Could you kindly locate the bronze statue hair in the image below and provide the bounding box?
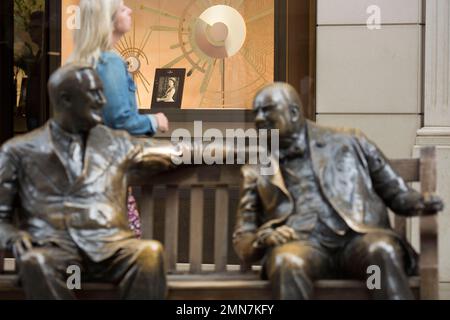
[47,63,93,111]
[254,82,303,113]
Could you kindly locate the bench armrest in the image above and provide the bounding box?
[419,215,438,299]
[419,146,439,300]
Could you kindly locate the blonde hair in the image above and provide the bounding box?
[68,0,122,66]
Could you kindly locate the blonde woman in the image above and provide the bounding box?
[69,0,169,237]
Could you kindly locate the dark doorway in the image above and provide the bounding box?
[0,0,14,144]
[0,0,61,144]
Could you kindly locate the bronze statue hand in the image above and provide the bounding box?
[258,225,299,247]
[10,231,33,258]
[417,193,444,215]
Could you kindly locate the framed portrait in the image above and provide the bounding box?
[151,68,186,109]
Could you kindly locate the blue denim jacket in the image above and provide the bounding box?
[96,51,157,136]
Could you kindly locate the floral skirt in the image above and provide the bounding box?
[127,188,142,238]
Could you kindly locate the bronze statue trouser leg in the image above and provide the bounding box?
[264,241,331,300]
[18,245,82,300]
[87,239,167,300]
[18,239,167,299]
[340,232,414,300]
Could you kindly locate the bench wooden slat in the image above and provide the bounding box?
[165,186,179,272]
[130,166,242,187]
[0,273,422,300]
[394,216,407,239]
[189,187,204,273]
[139,186,154,239]
[214,187,229,272]
[391,159,420,241]
[131,161,418,186]
[390,159,420,182]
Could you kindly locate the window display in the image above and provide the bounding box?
[101,0,274,109]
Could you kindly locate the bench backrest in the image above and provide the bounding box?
[129,146,436,274]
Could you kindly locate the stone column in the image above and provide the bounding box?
[414,0,450,282]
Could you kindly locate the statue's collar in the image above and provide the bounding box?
[49,120,85,147]
[278,127,308,161]
[305,121,327,149]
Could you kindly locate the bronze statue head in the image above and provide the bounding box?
[253,82,305,144]
[48,64,106,134]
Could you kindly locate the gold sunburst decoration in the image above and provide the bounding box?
[115,23,152,106]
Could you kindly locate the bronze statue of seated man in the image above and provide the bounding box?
[233,82,443,300]
[0,64,185,299]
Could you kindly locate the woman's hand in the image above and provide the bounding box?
[154,113,169,133]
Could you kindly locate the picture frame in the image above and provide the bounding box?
[150,68,186,109]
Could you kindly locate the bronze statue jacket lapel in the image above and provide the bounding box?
[257,155,294,229]
[71,125,115,192]
[43,122,73,189]
[47,124,114,193]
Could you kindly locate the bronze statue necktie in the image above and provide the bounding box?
[68,137,83,179]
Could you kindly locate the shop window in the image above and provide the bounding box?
[57,0,317,120]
